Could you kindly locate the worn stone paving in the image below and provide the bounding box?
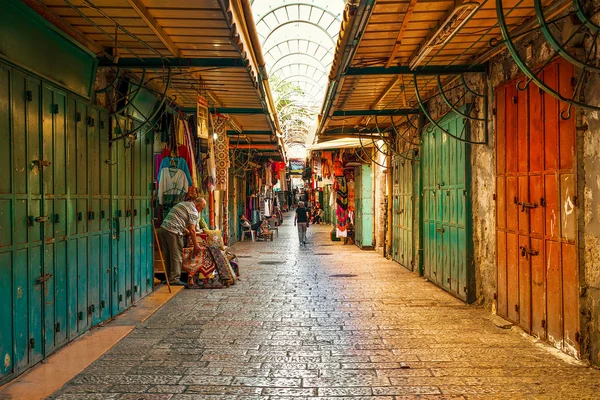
[51,215,600,399]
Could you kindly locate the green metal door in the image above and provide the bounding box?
[421,112,473,302]
[392,156,416,270]
[355,164,373,249]
[110,117,131,315]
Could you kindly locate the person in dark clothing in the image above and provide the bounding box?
[294,201,309,246]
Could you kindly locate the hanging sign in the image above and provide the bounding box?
[197,95,209,139]
[289,159,305,175]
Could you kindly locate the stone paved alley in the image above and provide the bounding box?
[50,217,600,400]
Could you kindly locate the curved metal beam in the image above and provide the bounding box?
[273,75,326,97]
[263,20,337,48]
[271,65,328,86]
[269,53,331,76]
[256,2,341,26]
[264,39,334,62]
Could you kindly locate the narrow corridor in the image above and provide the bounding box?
[51,216,600,400]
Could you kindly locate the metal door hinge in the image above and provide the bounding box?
[134,285,138,292]
[100,210,106,219]
[26,90,33,101]
[492,193,496,200]
[36,273,53,284]
[87,116,95,127]
[28,216,34,227]
[35,216,49,223]
[32,159,52,167]
[146,208,150,215]
[126,210,132,217]
[493,293,497,300]
[515,304,520,312]
[118,294,123,302]
[53,213,60,223]
[88,304,95,314]
[436,227,445,233]
[52,104,59,114]
[540,197,545,207]
[88,211,95,220]
[572,196,578,207]
[100,120,105,129]
[133,209,138,217]
[447,277,451,284]
[512,96,517,104]
[147,278,151,285]
[55,322,61,333]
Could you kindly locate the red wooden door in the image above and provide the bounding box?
[495,58,579,356]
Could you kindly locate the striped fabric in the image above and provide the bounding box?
[161,201,199,235]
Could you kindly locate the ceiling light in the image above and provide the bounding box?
[409,2,480,70]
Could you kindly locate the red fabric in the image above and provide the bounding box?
[178,145,193,173]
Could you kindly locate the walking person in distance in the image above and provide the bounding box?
[294,201,309,246]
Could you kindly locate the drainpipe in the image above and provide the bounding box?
[317,0,375,137]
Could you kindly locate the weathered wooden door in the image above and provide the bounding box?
[392,156,416,270]
[495,58,579,355]
[422,112,473,302]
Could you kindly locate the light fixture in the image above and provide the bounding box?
[409,2,480,70]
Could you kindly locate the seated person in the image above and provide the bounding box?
[240,214,262,234]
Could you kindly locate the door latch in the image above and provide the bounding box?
[518,201,538,212]
[32,159,52,167]
[88,211,95,220]
[53,213,60,223]
[36,273,53,284]
[35,216,49,223]
[436,227,445,233]
[520,246,540,257]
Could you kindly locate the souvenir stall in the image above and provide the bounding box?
[153,100,239,289]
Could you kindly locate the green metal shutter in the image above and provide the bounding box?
[421,112,473,302]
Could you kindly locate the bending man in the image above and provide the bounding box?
[157,197,206,285]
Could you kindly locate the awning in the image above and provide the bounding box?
[307,138,374,151]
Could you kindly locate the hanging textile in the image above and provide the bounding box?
[197,95,210,139]
[335,176,348,238]
[213,116,229,191]
[183,119,198,187]
[158,156,192,186]
[158,167,189,205]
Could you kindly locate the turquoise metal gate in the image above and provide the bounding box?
[421,112,474,302]
[392,156,417,270]
[0,61,154,384]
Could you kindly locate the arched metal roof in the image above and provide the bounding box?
[251,0,344,149]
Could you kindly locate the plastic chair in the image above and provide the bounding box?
[241,229,256,242]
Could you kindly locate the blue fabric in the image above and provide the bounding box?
[158,157,192,186]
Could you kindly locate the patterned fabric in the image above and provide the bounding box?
[203,229,225,250]
[182,247,216,278]
[213,117,229,191]
[161,201,199,235]
[207,245,235,286]
[336,176,348,238]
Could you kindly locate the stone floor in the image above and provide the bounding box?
[50,215,600,399]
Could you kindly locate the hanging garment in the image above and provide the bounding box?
[206,137,217,191]
[213,119,229,191]
[158,156,193,186]
[158,168,189,205]
[335,176,348,238]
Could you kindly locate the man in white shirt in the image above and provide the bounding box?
[157,198,205,285]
